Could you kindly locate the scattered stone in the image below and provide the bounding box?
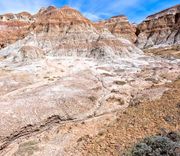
[167,132,180,142]
[113,81,126,85]
[163,115,174,123]
[129,98,141,107]
[145,78,159,84]
[176,102,180,109]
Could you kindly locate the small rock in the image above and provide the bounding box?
[163,115,174,123]
[145,78,159,84]
[176,102,180,109]
[129,98,141,107]
[77,137,83,142]
[113,81,126,85]
[167,132,180,142]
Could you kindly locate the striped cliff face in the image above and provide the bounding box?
[0,12,33,49]
[0,6,142,60]
[96,15,137,43]
[136,5,180,49]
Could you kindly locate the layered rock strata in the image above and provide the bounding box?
[136,5,180,49]
[0,12,33,49]
[29,6,141,59]
[97,15,137,43]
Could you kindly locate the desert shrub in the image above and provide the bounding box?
[130,132,180,156]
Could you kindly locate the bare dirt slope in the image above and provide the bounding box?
[77,75,180,156]
[0,52,179,155]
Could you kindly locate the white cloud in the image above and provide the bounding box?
[0,0,52,14]
[83,12,101,21]
[67,0,83,11]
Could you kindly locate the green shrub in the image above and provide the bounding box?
[130,132,180,156]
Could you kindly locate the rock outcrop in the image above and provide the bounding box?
[0,12,33,49]
[30,6,140,58]
[0,6,142,60]
[97,15,137,43]
[136,5,180,49]
[14,46,45,62]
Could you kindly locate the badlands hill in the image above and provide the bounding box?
[97,15,137,43]
[0,5,179,156]
[0,4,179,53]
[0,12,33,49]
[0,6,141,60]
[136,4,180,49]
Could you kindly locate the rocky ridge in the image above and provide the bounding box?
[25,6,141,59]
[0,12,33,49]
[97,15,137,43]
[0,5,179,52]
[0,6,142,61]
[136,4,180,49]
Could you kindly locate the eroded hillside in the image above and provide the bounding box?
[0,5,179,156]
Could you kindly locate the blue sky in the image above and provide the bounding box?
[0,0,179,23]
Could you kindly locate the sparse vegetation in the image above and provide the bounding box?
[15,141,39,156]
[130,132,180,156]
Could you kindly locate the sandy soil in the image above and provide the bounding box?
[77,77,180,155]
